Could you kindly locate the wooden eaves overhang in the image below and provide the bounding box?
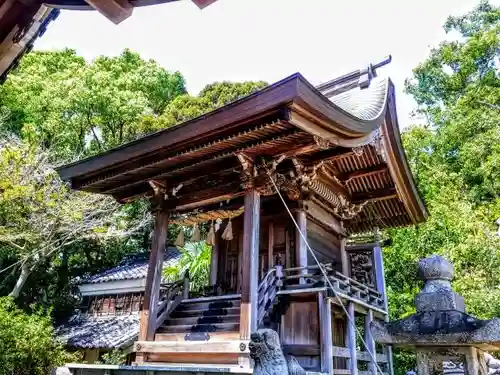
[57,72,427,234]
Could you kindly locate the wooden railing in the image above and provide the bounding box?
[332,345,389,375]
[281,264,386,311]
[155,278,185,330]
[257,268,278,324]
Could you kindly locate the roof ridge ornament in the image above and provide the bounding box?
[317,55,392,98]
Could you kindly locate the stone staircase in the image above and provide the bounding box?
[155,295,241,341]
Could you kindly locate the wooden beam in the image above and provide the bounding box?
[134,340,248,353]
[277,142,317,158]
[346,302,358,375]
[84,0,132,24]
[306,198,345,236]
[239,189,260,367]
[137,208,169,361]
[319,292,334,375]
[352,187,397,204]
[304,147,353,165]
[342,164,387,183]
[295,209,307,283]
[364,309,376,375]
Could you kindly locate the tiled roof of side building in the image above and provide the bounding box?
[56,313,140,349]
[81,246,180,284]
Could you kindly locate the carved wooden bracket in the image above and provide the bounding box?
[235,154,301,200]
[313,135,333,150]
[369,129,387,163]
[148,180,170,212]
[290,159,367,219]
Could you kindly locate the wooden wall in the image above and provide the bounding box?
[280,297,320,371]
[80,292,144,316]
[215,200,345,293]
[217,214,294,292]
[306,220,342,270]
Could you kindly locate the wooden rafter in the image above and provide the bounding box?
[84,0,132,24]
[351,187,397,204]
[342,164,387,183]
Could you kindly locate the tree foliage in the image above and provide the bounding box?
[163,242,211,292]
[0,49,186,159]
[0,139,151,313]
[0,297,76,375]
[387,2,500,373]
[156,80,267,127]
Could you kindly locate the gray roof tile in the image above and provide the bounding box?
[56,313,139,349]
[82,247,180,284]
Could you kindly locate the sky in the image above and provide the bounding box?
[34,0,497,129]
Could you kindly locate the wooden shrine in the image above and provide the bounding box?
[57,61,427,374]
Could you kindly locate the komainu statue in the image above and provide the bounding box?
[249,329,306,375]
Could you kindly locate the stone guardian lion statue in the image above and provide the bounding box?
[249,329,306,375]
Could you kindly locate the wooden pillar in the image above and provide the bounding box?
[373,245,387,308]
[285,229,291,269]
[209,232,219,286]
[346,302,358,375]
[364,309,376,375]
[239,189,260,366]
[373,244,394,375]
[268,222,274,271]
[319,292,333,375]
[138,209,169,349]
[340,237,350,276]
[295,209,307,282]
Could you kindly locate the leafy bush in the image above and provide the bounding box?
[163,242,211,291]
[0,297,75,375]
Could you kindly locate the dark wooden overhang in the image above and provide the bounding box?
[57,72,427,234]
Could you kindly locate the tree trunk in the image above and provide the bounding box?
[9,262,31,299]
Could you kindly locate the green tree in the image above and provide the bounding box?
[387,2,500,374]
[157,80,268,127]
[0,49,186,159]
[0,297,76,375]
[0,139,150,305]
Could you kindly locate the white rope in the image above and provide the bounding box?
[265,168,386,375]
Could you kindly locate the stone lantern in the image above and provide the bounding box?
[371,254,500,375]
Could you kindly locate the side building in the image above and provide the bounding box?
[57,248,180,364]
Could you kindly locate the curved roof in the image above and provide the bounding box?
[330,77,389,123]
[57,70,427,233]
